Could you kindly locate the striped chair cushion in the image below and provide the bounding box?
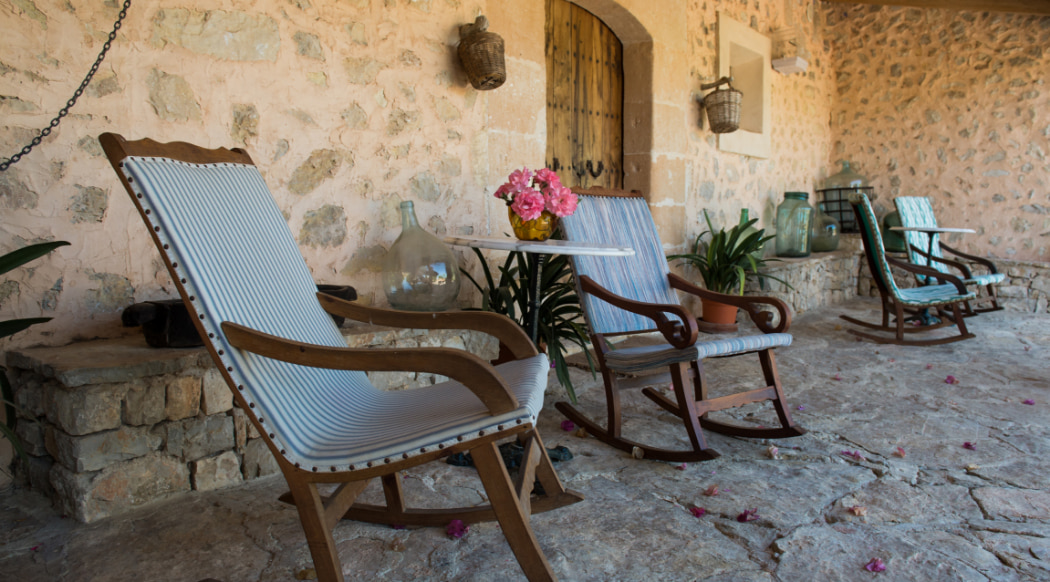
[967,272,1005,286]
[121,156,547,472]
[560,194,681,335]
[894,196,1004,288]
[897,284,975,307]
[603,333,793,374]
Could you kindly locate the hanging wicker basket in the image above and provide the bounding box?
[703,84,742,134]
[457,16,506,91]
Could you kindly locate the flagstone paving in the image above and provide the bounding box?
[1,297,1047,581]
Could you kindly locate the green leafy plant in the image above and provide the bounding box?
[461,248,594,403]
[668,210,789,295]
[1,241,69,476]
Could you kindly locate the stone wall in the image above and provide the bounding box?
[7,325,496,522]
[823,5,1050,263]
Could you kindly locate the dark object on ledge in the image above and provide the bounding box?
[123,284,358,348]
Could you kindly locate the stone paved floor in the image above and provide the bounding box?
[2,298,1048,581]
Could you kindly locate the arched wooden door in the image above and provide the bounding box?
[545,0,624,189]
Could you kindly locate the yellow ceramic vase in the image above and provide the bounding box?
[509,208,556,241]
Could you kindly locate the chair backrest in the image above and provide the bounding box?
[894,196,944,283]
[560,188,680,336]
[101,134,378,471]
[850,193,905,299]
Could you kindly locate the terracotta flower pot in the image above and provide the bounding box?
[701,298,738,325]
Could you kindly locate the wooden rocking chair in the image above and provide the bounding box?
[842,193,977,346]
[893,195,1004,314]
[100,133,582,582]
[556,188,804,462]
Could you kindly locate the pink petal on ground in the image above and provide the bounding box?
[848,505,868,516]
[1023,399,1036,405]
[704,485,719,496]
[833,373,842,381]
[925,363,934,369]
[894,446,906,458]
[797,404,806,411]
[945,375,959,384]
[676,463,687,471]
[689,506,706,518]
[446,519,469,539]
[865,557,886,572]
[736,508,759,522]
[841,450,866,461]
[963,441,977,450]
[560,420,575,431]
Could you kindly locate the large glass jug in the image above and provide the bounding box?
[775,192,813,258]
[382,201,461,311]
[810,202,840,252]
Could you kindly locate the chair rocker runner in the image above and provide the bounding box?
[842,193,976,346]
[556,188,804,462]
[893,195,1004,314]
[100,133,581,582]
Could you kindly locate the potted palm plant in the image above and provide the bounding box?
[668,210,787,325]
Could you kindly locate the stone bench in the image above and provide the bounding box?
[7,324,496,523]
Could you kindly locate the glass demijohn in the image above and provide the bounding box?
[382,201,461,311]
[775,192,813,258]
[810,202,840,252]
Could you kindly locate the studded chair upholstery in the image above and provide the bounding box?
[555,187,804,462]
[842,193,976,346]
[100,133,581,582]
[894,195,1003,313]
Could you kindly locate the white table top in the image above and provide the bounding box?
[889,226,976,234]
[445,235,634,257]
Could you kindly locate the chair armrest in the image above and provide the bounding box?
[885,256,968,294]
[577,275,698,349]
[668,273,792,334]
[317,293,538,361]
[907,244,973,278]
[939,242,999,275]
[221,321,520,416]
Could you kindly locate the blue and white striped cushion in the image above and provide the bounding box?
[894,196,941,284]
[897,283,975,307]
[121,156,546,472]
[561,195,681,335]
[967,272,1005,286]
[852,193,906,298]
[604,333,792,374]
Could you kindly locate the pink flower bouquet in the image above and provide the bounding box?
[494,167,578,221]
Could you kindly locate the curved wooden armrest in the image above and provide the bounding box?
[577,275,698,349]
[668,273,792,334]
[220,321,519,416]
[908,244,973,278]
[317,293,537,361]
[886,256,968,294]
[939,242,999,274]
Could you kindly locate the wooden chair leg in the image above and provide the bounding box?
[472,440,556,582]
[286,477,348,582]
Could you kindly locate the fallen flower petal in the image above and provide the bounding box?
[797,404,806,411]
[704,485,719,496]
[833,373,842,381]
[865,557,887,572]
[894,446,906,458]
[575,427,588,438]
[30,545,41,552]
[965,463,980,471]
[676,462,687,471]
[888,358,895,363]
[848,505,868,516]
[945,375,959,384]
[736,508,759,522]
[689,506,706,518]
[841,450,866,461]
[1023,399,1036,405]
[963,441,977,450]
[767,445,780,459]
[925,363,934,370]
[560,420,575,432]
[446,519,469,539]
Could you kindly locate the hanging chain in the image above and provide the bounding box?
[0,0,132,172]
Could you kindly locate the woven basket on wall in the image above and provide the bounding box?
[458,16,506,91]
[704,85,742,134]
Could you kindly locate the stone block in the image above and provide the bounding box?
[200,369,233,416]
[179,414,234,462]
[50,454,190,523]
[232,407,248,449]
[973,487,1050,521]
[242,438,280,480]
[46,383,125,436]
[46,425,161,473]
[14,418,47,456]
[165,375,201,421]
[123,377,166,426]
[191,450,243,491]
